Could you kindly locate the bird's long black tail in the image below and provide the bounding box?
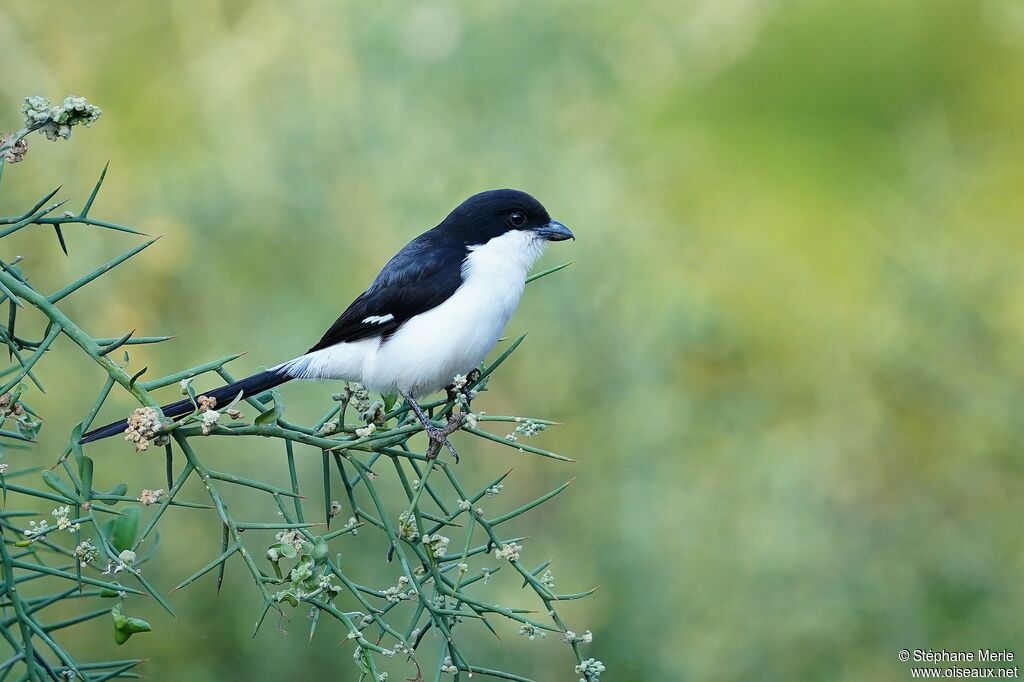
[79,368,293,444]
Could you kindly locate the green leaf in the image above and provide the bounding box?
[266,542,295,580]
[8,383,27,405]
[183,377,198,407]
[16,415,41,440]
[255,390,284,425]
[112,603,151,645]
[526,260,575,284]
[312,537,329,565]
[69,422,85,459]
[108,505,141,552]
[79,455,94,502]
[104,482,129,498]
[382,392,398,412]
[354,645,372,674]
[275,590,298,607]
[41,470,78,501]
[96,329,135,357]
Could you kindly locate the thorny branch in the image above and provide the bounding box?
[0,96,602,682]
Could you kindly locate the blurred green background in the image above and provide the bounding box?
[2,0,1024,679]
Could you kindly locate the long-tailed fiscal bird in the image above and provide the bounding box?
[80,189,574,455]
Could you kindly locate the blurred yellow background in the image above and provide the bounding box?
[2,0,1023,679]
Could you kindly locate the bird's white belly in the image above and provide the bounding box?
[363,279,522,395]
[285,230,545,397]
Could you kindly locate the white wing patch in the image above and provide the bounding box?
[362,314,395,325]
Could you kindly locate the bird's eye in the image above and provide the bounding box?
[508,211,526,227]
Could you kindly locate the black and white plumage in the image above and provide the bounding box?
[80,189,573,444]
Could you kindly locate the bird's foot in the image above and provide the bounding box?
[425,410,465,463]
[403,392,465,463]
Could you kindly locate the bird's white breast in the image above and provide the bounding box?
[286,230,547,397]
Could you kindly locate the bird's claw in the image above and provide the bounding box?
[403,391,465,463]
[426,431,459,463]
[425,412,465,463]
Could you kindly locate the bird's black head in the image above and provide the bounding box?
[439,189,574,246]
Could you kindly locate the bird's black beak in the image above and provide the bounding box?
[536,220,574,242]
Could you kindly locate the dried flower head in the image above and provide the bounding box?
[138,488,165,506]
[422,533,450,559]
[275,529,305,550]
[74,540,98,567]
[383,575,413,603]
[518,624,545,641]
[124,406,163,451]
[0,392,24,419]
[495,542,522,562]
[0,133,28,164]
[397,511,419,541]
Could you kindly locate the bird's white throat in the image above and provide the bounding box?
[464,229,548,279]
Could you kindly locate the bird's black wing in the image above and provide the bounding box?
[306,232,465,352]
